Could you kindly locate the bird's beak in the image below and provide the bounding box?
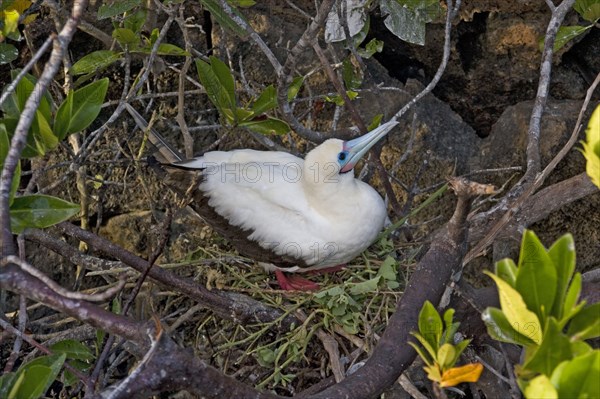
[340,120,399,173]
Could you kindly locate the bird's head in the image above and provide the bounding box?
[303,120,399,186]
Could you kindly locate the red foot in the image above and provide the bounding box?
[307,264,346,276]
[275,270,320,291]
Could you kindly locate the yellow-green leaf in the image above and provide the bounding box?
[523,374,558,399]
[485,271,542,344]
[581,104,600,188]
[437,343,456,369]
[439,363,483,387]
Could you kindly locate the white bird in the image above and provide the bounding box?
[126,104,398,290]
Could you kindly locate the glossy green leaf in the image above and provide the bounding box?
[495,258,518,288]
[0,42,19,64]
[567,303,600,340]
[481,307,537,347]
[551,350,600,398]
[523,374,558,399]
[200,0,249,38]
[71,50,122,76]
[12,353,66,399]
[2,70,52,122]
[552,25,593,52]
[451,339,470,365]
[210,56,235,107]
[50,339,94,361]
[240,117,290,135]
[33,110,57,150]
[486,271,542,344]
[10,194,80,233]
[196,58,232,117]
[516,230,557,324]
[97,0,141,19]
[524,318,572,376]
[570,340,593,356]
[61,359,92,387]
[287,76,304,102]
[548,233,576,318]
[54,78,109,140]
[251,85,277,115]
[563,272,582,321]
[418,300,443,351]
[574,0,600,21]
[380,0,442,46]
[112,27,140,47]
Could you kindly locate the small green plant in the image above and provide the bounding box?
[1,72,109,232]
[195,56,290,135]
[314,256,399,334]
[409,301,483,394]
[0,0,38,64]
[483,230,600,399]
[0,339,94,398]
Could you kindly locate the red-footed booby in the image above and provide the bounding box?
[126,104,397,290]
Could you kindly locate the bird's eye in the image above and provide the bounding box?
[337,151,347,161]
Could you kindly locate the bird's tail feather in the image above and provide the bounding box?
[125,103,184,164]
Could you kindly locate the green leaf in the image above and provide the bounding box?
[574,0,600,21]
[12,353,66,399]
[231,0,255,6]
[97,0,141,19]
[2,70,52,122]
[342,58,362,91]
[545,25,593,52]
[71,50,123,76]
[485,271,543,344]
[0,42,19,64]
[196,58,235,117]
[437,343,456,369]
[551,350,600,399]
[581,104,600,189]
[156,43,190,56]
[451,339,470,365]
[1,117,41,158]
[112,27,140,47]
[10,194,80,233]
[376,256,398,282]
[563,272,583,321]
[287,76,304,102]
[567,303,600,340]
[251,85,277,115]
[408,341,434,367]
[418,301,443,351]
[0,372,18,399]
[50,340,94,361]
[548,233,576,319]
[240,117,289,135]
[33,110,57,151]
[199,0,249,38]
[54,78,109,140]
[481,307,537,346]
[523,374,558,399]
[516,230,557,325]
[124,8,147,33]
[349,276,380,295]
[357,38,384,59]
[61,359,92,387]
[495,258,518,288]
[210,56,235,107]
[523,318,572,376]
[410,331,438,364]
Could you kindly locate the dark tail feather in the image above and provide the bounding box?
[125,103,184,164]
